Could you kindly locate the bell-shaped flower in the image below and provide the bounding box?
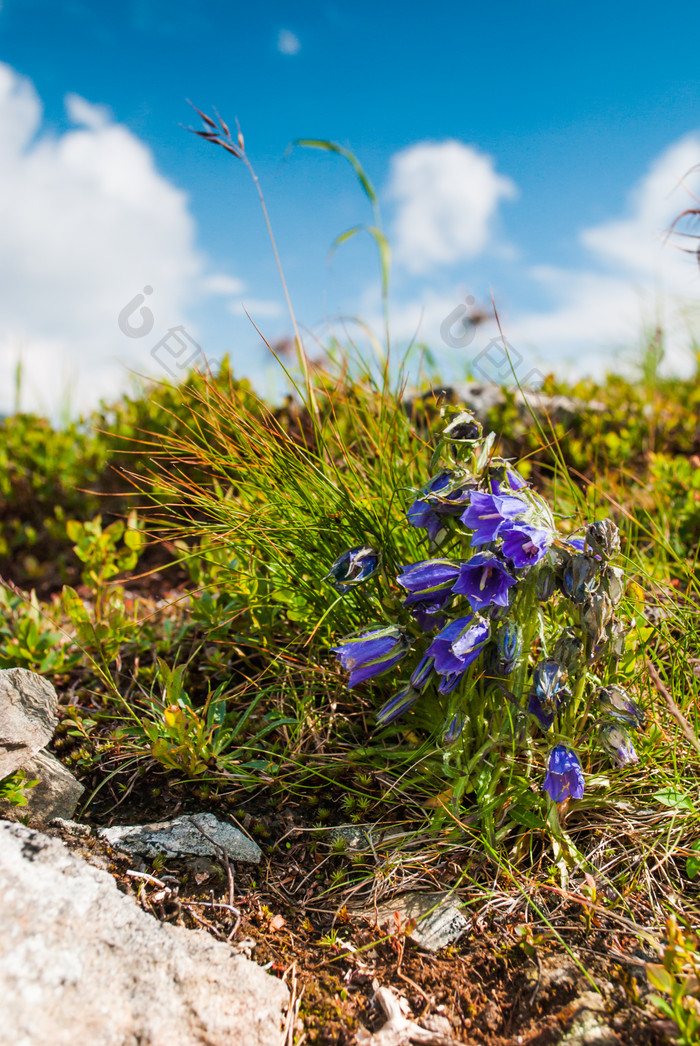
[397,559,461,631]
[325,546,379,593]
[397,559,461,599]
[598,722,638,766]
[332,625,410,689]
[453,554,518,612]
[597,685,646,729]
[426,615,490,694]
[407,471,473,542]
[460,491,528,546]
[501,522,551,569]
[542,746,585,802]
[376,687,419,726]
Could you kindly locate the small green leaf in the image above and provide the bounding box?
[687,840,700,880]
[654,788,695,813]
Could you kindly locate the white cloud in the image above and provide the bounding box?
[382,134,700,379]
[200,273,245,296]
[387,140,517,274]
[0,63,242,415]
[65,92,111,131]
[504,135,700,374]
[227,298,283,319]
[277,29,301,56]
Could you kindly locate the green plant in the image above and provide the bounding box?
[0,768,39,807]
[67,511,145,614]
[118,658,297,782]
[648,914,700,1045]
[0,585,80,674]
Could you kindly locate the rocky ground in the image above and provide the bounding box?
[0,667,679,1046]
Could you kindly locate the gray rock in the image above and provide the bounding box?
[328,825,375,852]
[557,992,617,1045]
[99,811,262,863]
[0,668,59,778]
[363,891,468,952]
[0,820,288,1046]
[405,382,604,423]
[0,750,84,822]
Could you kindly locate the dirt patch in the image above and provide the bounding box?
[42,813,669,1046]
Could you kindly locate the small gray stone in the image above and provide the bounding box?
[0,750,84,823]
[362,891,469,952]
[0,820,287,1046]
[49,817,93,837]
[557,992,617,1046]
[328,825,374,851]
[99,811,262,863]
[0,668,59,778]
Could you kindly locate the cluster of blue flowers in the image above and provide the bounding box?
[327,407,644,810]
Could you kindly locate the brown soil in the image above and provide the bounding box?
[45,804,673,1046]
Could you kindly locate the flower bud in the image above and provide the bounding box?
[563,554,601,604]
[533,658,565,706]
[409,654,434,693]
[580,591,613,644]
[601,564,625,605]
[376,688,419,726]
[597,685,646,729]
[598,722,638,766]
[497,621,523,673]
[325,546,379,593]
[585,519,620,560]
[443,711,465,745]
[536,564,556,602]
[441,408,483,443]
[552,629,584,673]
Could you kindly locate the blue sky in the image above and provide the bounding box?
[1,0,700,413]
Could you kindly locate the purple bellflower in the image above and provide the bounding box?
[397,559,460,630]
[397,560,460,600]
[332,626,410,688]
[426,615,490,694]
[453,554,518,613]
[407,472,473,542]
[460,491,528,547]
[501,523,551,569]
[542,746,585,802]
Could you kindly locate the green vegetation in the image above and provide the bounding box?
[2,122,700,1037]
